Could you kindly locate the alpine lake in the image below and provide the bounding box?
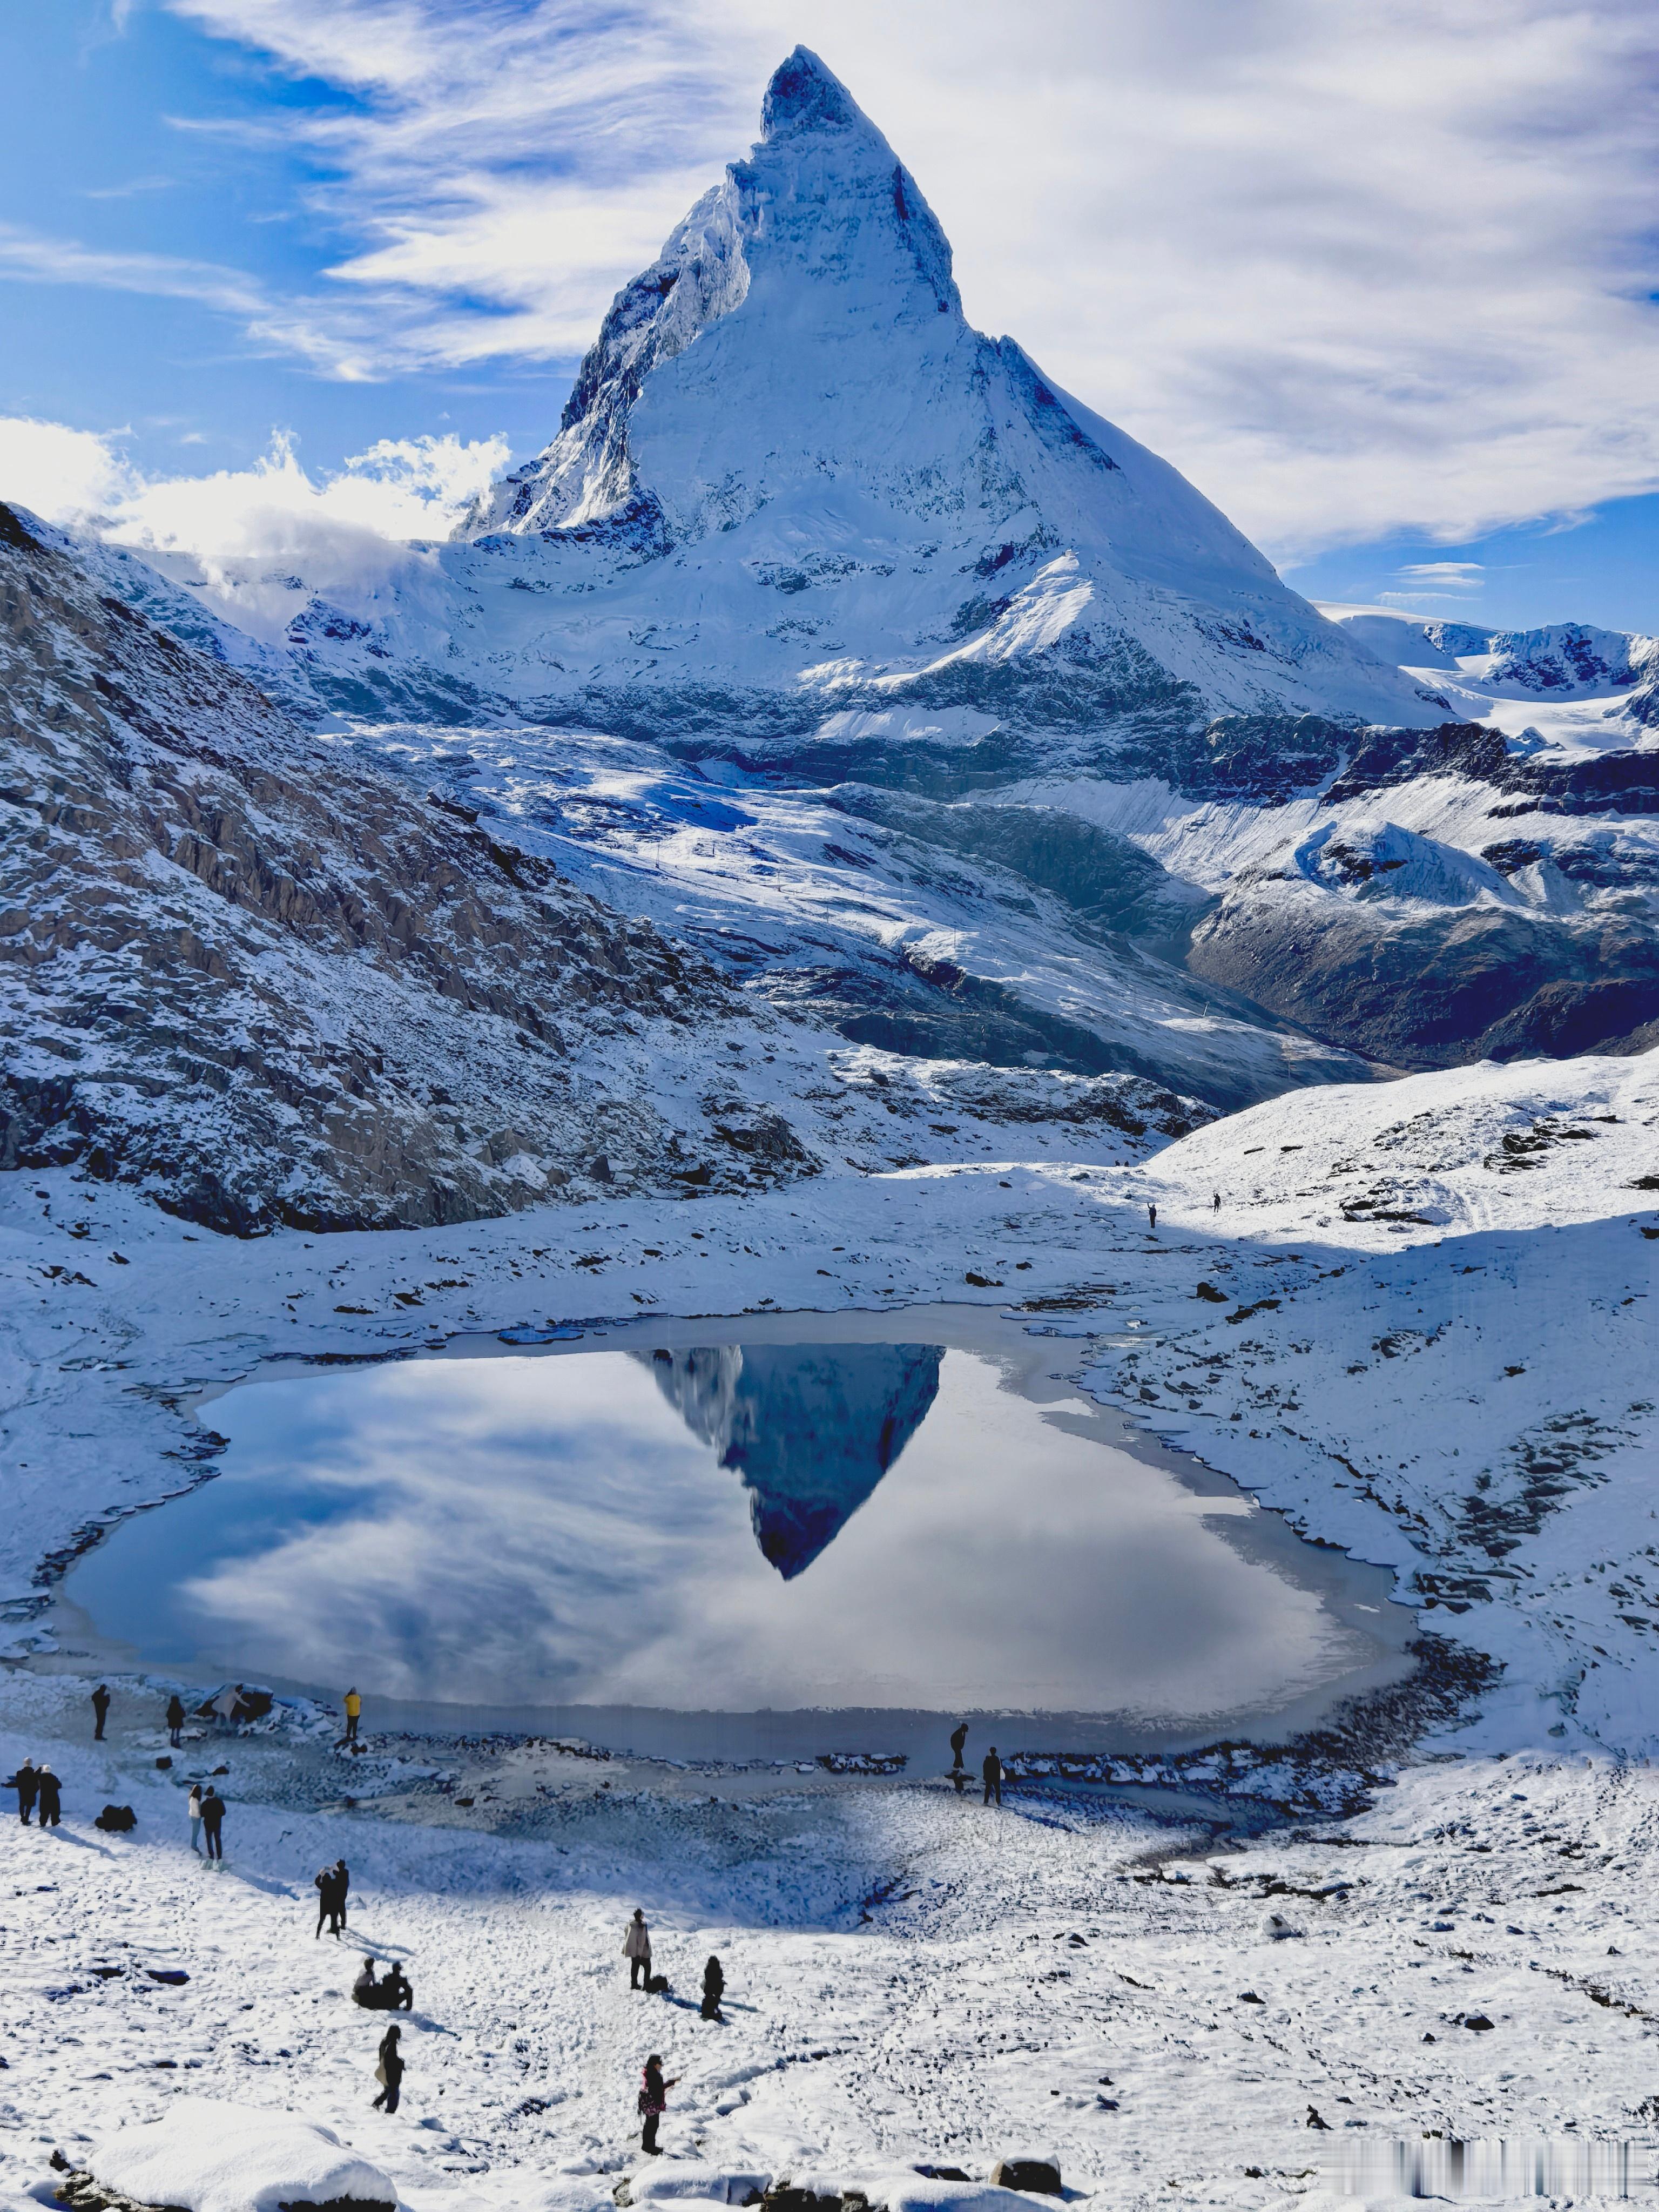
[51,1307,1414,1766]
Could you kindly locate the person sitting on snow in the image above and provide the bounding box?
[382,1961,414,2012]
[352,1957,384,2008]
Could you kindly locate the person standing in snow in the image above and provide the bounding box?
[91,1683,111,1740]
[1147,1203,1157,1231]
[624,1907,652,1990]
[371,2022,403,2113]
[982,1746,1003,1806]
[8,1757,37,1824]
[343,1687,362,1744]
[200,1785,225,1862]
[213,1685,240,1731]
[949,1722,968,1772]
[186,1783,204,1854]
[1212,1191,1220,1211]
[700,1956,725,2021]
[637,2055,677,2155]
[315,1863,345,1938]
[334,1857,351,1928]
[35,1763,62,1827]
[165,1694,186,1748]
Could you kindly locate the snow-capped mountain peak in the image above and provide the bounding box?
[456,48,1429,731]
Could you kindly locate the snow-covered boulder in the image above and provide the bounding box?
[867,2180,1035,2212]
[80,2098,394,2212]
[623,2168,772,2207]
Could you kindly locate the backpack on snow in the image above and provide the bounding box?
[95,1804,137,1832]
[646,1972,669,1994]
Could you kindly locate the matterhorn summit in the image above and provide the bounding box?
[241,46,1438,747]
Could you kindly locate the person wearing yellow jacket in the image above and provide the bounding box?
[343,1687,363,1744]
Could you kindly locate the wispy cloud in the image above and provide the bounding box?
[82,175,177,200]
[1394,562,1486,593]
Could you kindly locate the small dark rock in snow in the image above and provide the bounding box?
[964,1270,1003,1287]
[990,2159,1062,2195]
[1461,2013,1495,2031]
[1195,1281,1228,1301]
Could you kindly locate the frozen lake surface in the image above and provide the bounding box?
[59,1309,1414,1761]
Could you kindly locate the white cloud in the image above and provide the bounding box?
[0,416,137,518]
[32,1,1659,556]
[0,418,508,616]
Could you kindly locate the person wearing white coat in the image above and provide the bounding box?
[624,1907,652,1991]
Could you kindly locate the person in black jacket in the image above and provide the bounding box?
[200,1785,225,1861]
[165,1694,186,1748]
[315,1863,344,1938]
[8,1758,37,1824]
[981,1746,1002,1806]
[91,1685,111,1741]
[36,1764,62,1827]
[371,2022,403,2113]
[700,1955,725,2021]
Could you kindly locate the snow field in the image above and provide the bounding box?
[7,1691,1659,2211]
[2,1046,1657,2205]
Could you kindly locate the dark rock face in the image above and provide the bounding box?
[1188,891,1659,1068]
[1118,710,1358,804]
[0,507,817,1232]
[827,789,1208,948]
[640,1340,943,1577]
[1326,718,1659,818]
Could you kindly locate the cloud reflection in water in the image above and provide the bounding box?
[76,1346,1366,1721]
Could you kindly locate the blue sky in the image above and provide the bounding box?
[2,0,1656,632]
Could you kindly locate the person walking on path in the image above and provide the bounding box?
[638,2055,677,2154]
[343,1687,362,1744]
[36,1764,62,1827]
[371,2023,403,2113]
[315,1863,345,1938]
[8,1757,38,1824]
[186,1784,204,1854]
[700,1955,725,2021]
[91,1684,111,1741]
[982,1746,1003,1807]
[624,1908,652,1991]
[165,1694,186,1748]
[200,1785,225,1862]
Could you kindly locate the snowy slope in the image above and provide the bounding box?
[1,1046,1657,2208]
[2,502,1224,1232]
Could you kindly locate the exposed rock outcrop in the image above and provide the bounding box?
[0,505,822,1231]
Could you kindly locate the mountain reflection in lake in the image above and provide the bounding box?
[639,1343,941,1577]
[61,1324,1408,1742]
